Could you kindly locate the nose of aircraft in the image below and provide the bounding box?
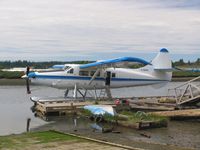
[21,72,36,79]
[21,74,27,79]
[27,72,36,78]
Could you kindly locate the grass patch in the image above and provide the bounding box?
[80,109,93,116]
[0,131,79,149]
[26,131,78,144]
[120,111,168,123]
[95,111,169,129]
[0,137,15,149]
[115,111,169,129]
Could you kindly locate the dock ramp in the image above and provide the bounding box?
[168,76,200,107]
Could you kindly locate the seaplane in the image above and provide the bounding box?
[22,48,172,100]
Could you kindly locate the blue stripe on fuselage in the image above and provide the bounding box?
[32,75,169,82]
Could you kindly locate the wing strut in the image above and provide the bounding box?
[83,69,101,100]
[88,69,100,85]
[73,83,77,99]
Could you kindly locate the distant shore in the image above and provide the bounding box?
[0,77,197,86]
[0,79,25,85]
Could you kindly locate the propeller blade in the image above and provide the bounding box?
[26,66,31,94]
[26,78,31,94]
[26,66,30,75]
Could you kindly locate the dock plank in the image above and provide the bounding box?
[149,109,200,118]
[34,100,115,116]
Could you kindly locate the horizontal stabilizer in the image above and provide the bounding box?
[154,68,174,72]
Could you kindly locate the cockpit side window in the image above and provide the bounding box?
[67,68,74,74]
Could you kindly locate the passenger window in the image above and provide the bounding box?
[112,73,116,78]
[79,71,89,76]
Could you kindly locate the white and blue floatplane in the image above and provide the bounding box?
[22,48,172,99]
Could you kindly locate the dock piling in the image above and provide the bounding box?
[26,118,31,132]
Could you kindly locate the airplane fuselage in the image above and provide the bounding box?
[29,65,171,90]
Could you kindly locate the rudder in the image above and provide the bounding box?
[152,48,172,71]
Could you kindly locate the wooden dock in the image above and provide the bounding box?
[32,96,177,117]
[128,100,175,111]
[114,96,176,111]
[34,99,115,116]
[117,120,168,130]
[149,109,200,119]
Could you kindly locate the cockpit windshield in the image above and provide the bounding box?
[64,66,70,70]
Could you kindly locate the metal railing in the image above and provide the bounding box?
[168,76,200,104]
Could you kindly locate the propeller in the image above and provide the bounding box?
[26,66,31,94]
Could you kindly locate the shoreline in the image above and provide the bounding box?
[0,79,25,85]
[0,130,192,150]
[171,77,197,82]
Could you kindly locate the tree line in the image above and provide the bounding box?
[0,58,199,69]
[0,60,93,69]
[173,58,200,67]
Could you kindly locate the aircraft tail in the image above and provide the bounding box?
[145,48,173,88]
[153,48,172,85]
[152,48,172,70]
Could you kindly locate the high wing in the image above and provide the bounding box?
[80,57,150,70]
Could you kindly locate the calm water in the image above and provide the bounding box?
[0,82,199,149]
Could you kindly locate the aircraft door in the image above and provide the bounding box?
[105,71,111,86]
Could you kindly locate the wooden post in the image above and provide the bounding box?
[71,106,77,132]
[71,102,77,114]
[73,117,77,132]
[26,118,31,132]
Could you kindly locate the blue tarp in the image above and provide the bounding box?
[84,105,115,116]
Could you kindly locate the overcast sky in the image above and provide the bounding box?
[0,0,199,61]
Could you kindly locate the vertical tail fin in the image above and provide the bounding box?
[152,48,172,83]
[152,48,172,71]
[150,48,172,88]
